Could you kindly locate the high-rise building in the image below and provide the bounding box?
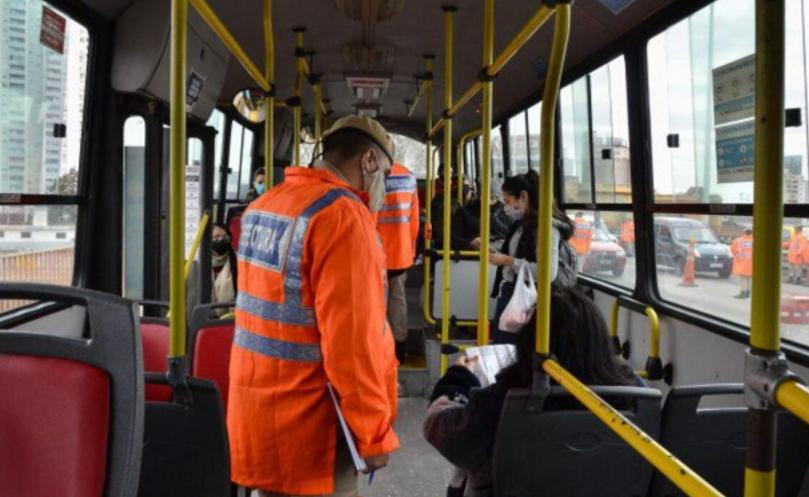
[0,0,86,197]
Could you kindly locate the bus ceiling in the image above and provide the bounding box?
[90,0,675,139]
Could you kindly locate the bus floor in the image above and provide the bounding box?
[359,397,452,497]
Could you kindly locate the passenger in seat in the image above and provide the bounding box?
[211,223,237,313]
[488,171,577,344]
[423,287,640,497]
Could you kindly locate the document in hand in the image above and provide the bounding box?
[327,382,368,472]
[463,344,517,387]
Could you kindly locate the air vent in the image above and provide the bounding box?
[335,0,405,22]
[598,0,636,14]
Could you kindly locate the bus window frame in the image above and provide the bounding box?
[494,0,809,366]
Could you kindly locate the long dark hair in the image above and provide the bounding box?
[498,287,636,389]
[501,170,572,234]
[213,222,238,294]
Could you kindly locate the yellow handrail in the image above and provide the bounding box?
[169,0,188,358]
[429,6,554,139]
[543,359,723,497]
[292,28,304,166]
[422,55,437,328]
[478,0,494,346]
[456,129,482,204]
[534,5,568,355]
[189,0,270,91]
[439,5,456,375]
[745,1,786,496]
[263,0,274,185]
[183,211,210,280]
[645,307,660,359]
[775,380,809,425]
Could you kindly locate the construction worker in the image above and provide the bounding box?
[229,115,399,496]
[731,227,754,299]
[620,218,635,256]
[571,212,593,270]
[788,225,807,284]
[377,163,419,363]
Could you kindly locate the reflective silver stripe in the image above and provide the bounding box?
[378,216,410,225]
[385,175,416,193]
[380,202,412,212]
[236,291,315,328]
[234,327,322,362]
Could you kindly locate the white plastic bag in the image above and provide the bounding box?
[498,262,537,333]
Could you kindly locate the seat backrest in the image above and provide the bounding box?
[0,284,143,497]
[649,384,809,497]
[189,302,235,408]
[433,259,497,320]
[493,385,662,497]
[138,301,172,402]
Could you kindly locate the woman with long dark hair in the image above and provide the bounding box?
[490,170,576,343]
[423,287,640,497]
[211,223,238,306]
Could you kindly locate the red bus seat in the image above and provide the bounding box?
[138,301,172,402]
[189,303,235,409]
[0,284,144,497]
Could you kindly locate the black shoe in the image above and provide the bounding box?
[395,342,407,363]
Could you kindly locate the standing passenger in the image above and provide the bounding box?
[731,227,754,299]
[570,212,593,270]
[787,226,807,284]
[229,115,400,497]
[378,162,420,363]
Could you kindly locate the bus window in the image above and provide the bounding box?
[225,121,255,202]
[567,210,635,289]
[508,111,529,175]
[526,101,542,168]
[0,1,89,312]
[122,116,146,300]
[237,128,254,198]
[560,78,592,203]
[492,125,504,179]
[390,134,426,178]
[590,56,631,203]
[208,109,226,201]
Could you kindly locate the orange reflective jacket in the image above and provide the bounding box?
[731,234,754,277]
[621,221,635,243]
[788,233,808,265]
[228,167,399,495]
[377,163,420,271]
[571,216,593,254]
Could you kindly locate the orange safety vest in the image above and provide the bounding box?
[228,167,399,495]
[571,216,593,254]
[377,163,420,271]
[621,221,635,243]
[731,234,754,277]
[788,233,808,265]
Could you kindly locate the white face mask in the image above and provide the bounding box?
[362,154,388,212]
[503,203,525,221]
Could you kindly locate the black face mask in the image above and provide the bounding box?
[212,239,231,256]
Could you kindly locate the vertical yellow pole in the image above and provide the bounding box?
[478,0,494,346]
[440,5,456,374]
[745,1,785,496]
[293,28,305,166]
[314,83,323,157]
[535,6,570,355]
[456,140,464,205]
[422,55,437,327]
[169,0,187,358]
[263,0,274,185]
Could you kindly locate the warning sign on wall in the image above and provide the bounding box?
[40,6,66,54]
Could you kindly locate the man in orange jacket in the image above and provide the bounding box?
[229,115,400,496]
[571,212,593,270]
[731,227,754,299]
[377,163,419,363]
[788,225,808,284]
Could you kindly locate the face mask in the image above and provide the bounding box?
[212,239,231,257]
[503,203,524,221]
[254,183,265,195]
[363,159,387,213]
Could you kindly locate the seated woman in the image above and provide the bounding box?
[211,223,237,314]
[423,287,640,497]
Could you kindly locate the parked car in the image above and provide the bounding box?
[583,230,627,278]
[655,217,732,278]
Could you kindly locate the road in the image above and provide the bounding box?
[591,257,809,346]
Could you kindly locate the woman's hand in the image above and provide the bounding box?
[488,252,514,266]
[469,237,481,249]
[455,354,479,371]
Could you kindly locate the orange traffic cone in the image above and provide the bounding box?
[679,240,698,287]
